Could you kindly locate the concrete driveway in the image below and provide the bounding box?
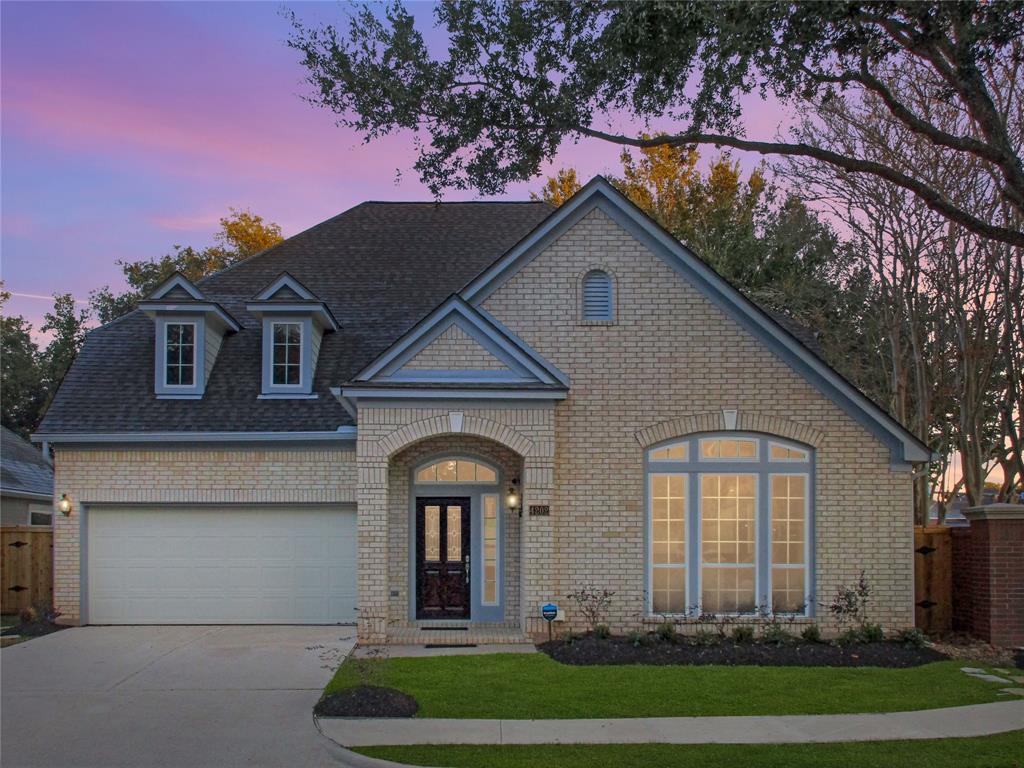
[1,625,355,768]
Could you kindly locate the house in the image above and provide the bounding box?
[1,426,54,527]
[35,178,930,641]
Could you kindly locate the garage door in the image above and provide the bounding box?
[86,506,357,624]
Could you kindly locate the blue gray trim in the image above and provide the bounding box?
[341,387,567,401]
[408,453,506,623]
[32,428,357,444]
[245,301,339,331]
[461,176,929,465]
[644,432,816,618]
[353,294,570,388]
[148,272,204,300]
[252,272,317,301]
[260,316,314,395]
[153,316,205,398]
[137,301,240,332]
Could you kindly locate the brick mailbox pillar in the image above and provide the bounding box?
[953,505,1024,647]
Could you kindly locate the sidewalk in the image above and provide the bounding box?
[317,700,1024,747]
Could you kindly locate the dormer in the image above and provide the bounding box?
[138,273,240,399]
[245,273,338,399]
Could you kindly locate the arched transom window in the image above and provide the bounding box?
[646,434,813,617]
[415,458,497,484]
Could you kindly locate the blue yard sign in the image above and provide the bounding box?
[541,603,558,622]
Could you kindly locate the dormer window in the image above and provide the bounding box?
[247,272,338,399]
[165,322,196,387]
[140,273,239,399]
[271,321,303,387]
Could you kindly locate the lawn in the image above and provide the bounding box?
[324,653,1009,719]
[357,731,1024,768]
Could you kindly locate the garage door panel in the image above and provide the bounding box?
[87,506,357,624]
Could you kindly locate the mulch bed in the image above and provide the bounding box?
[540,634,948,668]
[0,618,67,639]
[314,685,418,718]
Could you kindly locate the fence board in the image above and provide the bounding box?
[1,526,53,614]
[914,525,952,634]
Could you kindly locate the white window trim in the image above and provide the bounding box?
[270,320,305,389]
[163,321,198,389]
[481,492,500,606]
[647,472,688,616]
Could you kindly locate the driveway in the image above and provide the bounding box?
[1,625,355,768]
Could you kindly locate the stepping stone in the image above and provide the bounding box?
[1010,676,1024,684]
[999,688,1024,696]
[967,673,1012,683]
[960,667,985,674]
[994,668,1013,675]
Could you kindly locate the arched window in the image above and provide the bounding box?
[646,433,813,617]
[415,458,497,484]
[581,269,614,321]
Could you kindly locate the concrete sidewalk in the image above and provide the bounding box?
[318,700,1024,747]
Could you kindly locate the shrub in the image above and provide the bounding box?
[835,628,861,646]
[693,628,717,646]
[761,623,793,646]
[594,623,611,640]
[656,621,678,642]
[566,586,615,632]
[861,623,885,643]
[826,571,872,634]
[563,629,582,645]
[731,625,755,643]
[801,624,822,643]
[627,630,655,648]
[18,605,38,624]
[896,627,927,647]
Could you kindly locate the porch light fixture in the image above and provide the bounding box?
[506,478,520,516]
[58,494,72,516]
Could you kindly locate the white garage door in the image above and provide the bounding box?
[86,506,357,624]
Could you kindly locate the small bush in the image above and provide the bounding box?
[593,623,611,640]
[563,629,582,645]
[566,586,615,632]
[731,625,755,643]
[835,628,861,646]
[800,624,822,643]
[656,621,678,642]
[761,623,793,646]
[896,627,927,647]
[693,628,717,646]
[627,630,655,648]
[18,605,38,624]
[861,623,885,643]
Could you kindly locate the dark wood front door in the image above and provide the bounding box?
[416,497,470,619]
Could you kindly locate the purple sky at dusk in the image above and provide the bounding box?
[1,1,792,340]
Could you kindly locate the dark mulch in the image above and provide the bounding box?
[540,635,948,668]
[314,686,418,718]
[0,618,67,639]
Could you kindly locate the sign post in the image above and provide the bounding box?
[541,602,558,643]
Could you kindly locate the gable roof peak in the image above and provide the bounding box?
[145,272,204,301]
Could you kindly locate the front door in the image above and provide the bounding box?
[416,497,471,619]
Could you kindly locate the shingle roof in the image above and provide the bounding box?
[1,426,53,496]
[37,202,554,434]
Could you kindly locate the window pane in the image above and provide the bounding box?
[476,465,496,483]
[772,568,805,613]
[770,443,809,461]
[702,566,756,613]
[446,506,462,560]
[179,364,194,386]
[650,443,687,461]
[701,473,756,613]
[652,566,686,614]
[771,475,806,566]
[424,506,440,561]
[701,438,756,459]
[437,460,457,482]
[416,466,436,483]
[650,474,685,565]
[483,495,498,604]
[456,460,476,482]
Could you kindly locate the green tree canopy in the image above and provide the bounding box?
[289,0,1024,246]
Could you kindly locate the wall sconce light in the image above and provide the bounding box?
[506,478,521,517]
[58,494,72,516]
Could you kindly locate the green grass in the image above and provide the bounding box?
[326,653,1007,719]
[358,731,1024,768]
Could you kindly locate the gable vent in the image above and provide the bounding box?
[582,270,613,321]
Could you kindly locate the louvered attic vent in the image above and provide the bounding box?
[582,269,613,321]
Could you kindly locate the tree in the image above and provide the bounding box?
[90,209,283,323]
[0,287,46,437]
[288,1,1024,246]
[532,168,580,206]
[40,293,90,399]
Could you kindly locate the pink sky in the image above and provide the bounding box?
[1,1,791,340]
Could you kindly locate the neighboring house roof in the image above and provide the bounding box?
[35,179,925,463]
[1,426,54,499]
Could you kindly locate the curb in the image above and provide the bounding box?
[315,715,444,768]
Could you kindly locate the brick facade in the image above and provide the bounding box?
[402,323,510,370]
[52,445,356,623]
[952,506,1024,646]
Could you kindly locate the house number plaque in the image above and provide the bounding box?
[528,505,550,516]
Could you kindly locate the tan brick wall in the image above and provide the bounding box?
[478,207,914,633]
[402,323,509,370]
[52,445,356,623]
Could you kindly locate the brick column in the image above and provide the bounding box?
[954,505,1024,647]
[356,446,389,643]
[521,455,555,637]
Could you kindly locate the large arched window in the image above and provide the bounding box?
[646,433,813,617]
[415,458,497,484]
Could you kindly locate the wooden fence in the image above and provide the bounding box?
[913,525,952,634]
[1,526,53,615]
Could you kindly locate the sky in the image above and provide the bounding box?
[1,1,790,340]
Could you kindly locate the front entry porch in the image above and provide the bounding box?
[386,621,531,645]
